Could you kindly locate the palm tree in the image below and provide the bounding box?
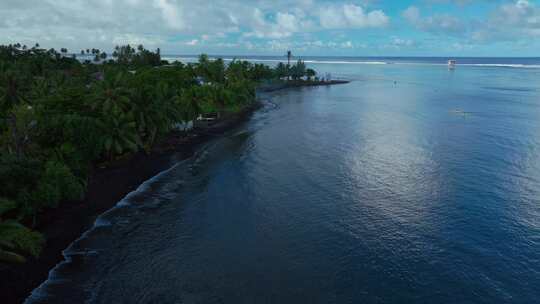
[96,111,140,159]
[291,59,306,80]
[88,71,143,158]
[0,69,24,111]
[306,68,316,81]
[0,197,44,263]
[0,209,44,263]
[177,87,202,128]
[0,69,28,158]
[275,62,288,80]
[90,72,132,114]
[131,81,178,149]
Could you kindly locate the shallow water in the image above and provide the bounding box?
[28,62,540,303]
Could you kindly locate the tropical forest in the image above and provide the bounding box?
[0,43,318,264]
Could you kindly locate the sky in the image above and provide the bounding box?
[1,0,540,57]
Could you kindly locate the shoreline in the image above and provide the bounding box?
[1,80,349,304]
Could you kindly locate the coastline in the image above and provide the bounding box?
[1,80,349,304]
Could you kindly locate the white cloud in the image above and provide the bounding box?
[402,6,421,23]
[185,39,199,46]
[423,0,480,5]
[112,34,165,46]
[319,4,389,29]
[0,0,391,54]
[276,12,300,32]
[153,0,184,30]
[1,0,537,55]
[392,38,415,47]
[244,9,313,39]
[472,0,540,42]
[341,41,354,48]
[402,6,465,35]
[381,37,416,50]
[243,3,388,39]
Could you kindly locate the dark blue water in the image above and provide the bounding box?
[29,61,540,303]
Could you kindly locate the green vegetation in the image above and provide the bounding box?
[272,59,321,82]
[0,43,318,263]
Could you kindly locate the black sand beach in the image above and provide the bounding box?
[1,81,348,304]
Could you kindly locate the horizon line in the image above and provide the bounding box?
[162,55,540,59]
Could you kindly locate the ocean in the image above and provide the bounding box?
[163,55,540,69]
[27,57,540,303]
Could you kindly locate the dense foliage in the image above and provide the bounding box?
[0,43,316,263]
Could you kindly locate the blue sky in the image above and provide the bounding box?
[1,0,539,56]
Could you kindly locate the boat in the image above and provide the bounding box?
[448,60,456,69]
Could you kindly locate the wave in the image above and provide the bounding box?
[304,60,388,65]
[389,62,540,69]
[162,56,540,69]
[24,160,187,303]
[461,64,540,69]
[24,135,246,303]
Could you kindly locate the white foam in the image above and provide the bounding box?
[304,60,388,65]
[162,57,540,69]
[93,217,112,227]
[24,160,187,303]
[462,64,540,69]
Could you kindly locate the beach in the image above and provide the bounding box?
[1,80,348,304]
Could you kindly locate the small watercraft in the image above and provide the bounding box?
[448,60,456,69]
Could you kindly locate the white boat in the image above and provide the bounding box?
[448,60,456,69]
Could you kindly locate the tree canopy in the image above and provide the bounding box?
[0,43,319,263]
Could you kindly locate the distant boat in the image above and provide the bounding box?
[448,60,456,69]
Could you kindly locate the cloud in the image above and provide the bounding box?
[1,0,537,55]
[244,3,388,39]
[0,0,248,51]
[244,9,313,39]
[341,41,354,48]
[472,0,540,42]
[153,0,184,30]
[403,1,540,45]
[402,6,421,23]
[422,0,481,5]
[402,6,465,35]
[0,0,391,53]
[391,38,415,47]
[235,38,367,54]
[319,4,389,29]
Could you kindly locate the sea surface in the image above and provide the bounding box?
[164,55,540,69]
[28,58,540,303]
